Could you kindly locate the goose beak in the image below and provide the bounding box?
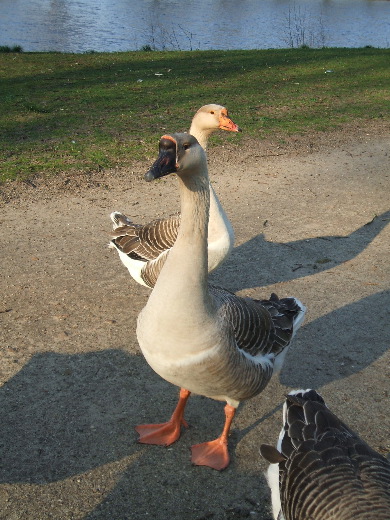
[219,113,242,133]
[145,151,176,181]
[145,136,178,182]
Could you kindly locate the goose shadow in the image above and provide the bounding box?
[279,289,390,389]
[81,447,272,520]
[2,294,387,515]
[0,349,172,484]
[210,210,390,292]
[0,349,273,519]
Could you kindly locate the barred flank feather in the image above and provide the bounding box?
[260,389,390,520]
[111,213,179,261]
[211,287,305,359]
[110,212,179,287]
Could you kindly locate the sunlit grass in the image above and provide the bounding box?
[0,48,389,182]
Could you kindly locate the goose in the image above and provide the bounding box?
[135,133,306,470]
[109,104,241,288]
[260,389,390,519]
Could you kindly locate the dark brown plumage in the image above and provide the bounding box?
[260,389,390,520]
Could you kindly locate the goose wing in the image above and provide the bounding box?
[261,389,390,520]
[210,287,303,358]
[111,212,180,261]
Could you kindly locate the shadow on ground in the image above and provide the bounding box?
[0,350,145,484]
[280,289,390,388]
[1,288,388,518]
[211,210,390,292]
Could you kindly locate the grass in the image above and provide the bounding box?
[0,45,23,53]
[0,47,389,183]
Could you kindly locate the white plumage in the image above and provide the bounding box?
[109,104,240,288]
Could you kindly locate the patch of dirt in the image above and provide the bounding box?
[0,121,389,520]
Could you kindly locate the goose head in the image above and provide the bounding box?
[191,104,241,135]
[145,133,207,182]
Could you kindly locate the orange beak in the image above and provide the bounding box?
[218,109,242,133]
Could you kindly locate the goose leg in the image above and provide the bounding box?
[135,388,190,446]
[191,403,236,470]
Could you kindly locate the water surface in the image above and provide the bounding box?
[0,0,389,52]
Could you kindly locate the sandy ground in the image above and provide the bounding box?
[0,124,389,520]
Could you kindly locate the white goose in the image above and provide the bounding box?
[135,133,306,470]
[260,389,390,519]
[110,104,241,288]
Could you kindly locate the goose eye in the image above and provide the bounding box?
[183,143,190,150]
[210,111,215,115]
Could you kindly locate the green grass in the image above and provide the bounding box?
[1,48,389,183]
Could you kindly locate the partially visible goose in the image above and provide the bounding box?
[135,133,306,470]
[110,104,241,288]
[260,389,390,520]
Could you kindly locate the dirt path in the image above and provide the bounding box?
[0,127,389,520]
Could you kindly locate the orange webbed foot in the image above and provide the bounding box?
[191,438,230,470]
[135,417,189,446]
[190,403,236,470]
[135,388,191,446]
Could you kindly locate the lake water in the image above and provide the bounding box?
[1,0,389,53]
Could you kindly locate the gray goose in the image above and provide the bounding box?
[260,389,390,519]
[135,133,306,470]
[109,104,241,288]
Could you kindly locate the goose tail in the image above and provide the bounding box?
[264,295,306,373]
[110,211,133,229]
[265,294,306,335]
[109,211,139,250]
[288,297,306,339]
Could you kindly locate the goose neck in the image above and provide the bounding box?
[176,171,210,253]
[188,124,210,151]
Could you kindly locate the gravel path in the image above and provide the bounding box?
[1,127,389,520]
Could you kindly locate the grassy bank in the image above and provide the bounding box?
[0,47,389,183]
